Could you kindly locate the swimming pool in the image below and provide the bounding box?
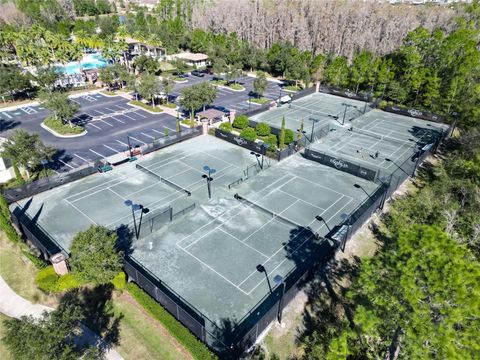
[57,53,109,75]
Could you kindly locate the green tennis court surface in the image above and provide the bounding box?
[309,109,449,175]
[10,134,375,327]
[250,92,367,138]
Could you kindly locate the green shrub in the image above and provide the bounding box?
[232,115,249,129]
[379,100,388,109]
[0,213,21,243]
[219,122,233,133]
[36,266,60,292]
[240,127,257,141]
[22,251,48,269]
[256,122,271,136]
[111,272,126,290]
[228,83,244,91]
[284,129,294,145]
[36,266,82,293]
[126,283,217,360]
[265,134,278,151]
[43,117,84,135]
[164,127,169,137]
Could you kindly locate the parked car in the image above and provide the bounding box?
[191,70,205,77]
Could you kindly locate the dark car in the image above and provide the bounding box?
[191,70,205,77]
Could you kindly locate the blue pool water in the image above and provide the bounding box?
[57,54,109,75]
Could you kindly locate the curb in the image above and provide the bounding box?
[127,102,164,115]
[40,122,87,138]
[213,83,245,92]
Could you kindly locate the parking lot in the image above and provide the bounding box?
[172,74,284,114]
[0,93,180,172]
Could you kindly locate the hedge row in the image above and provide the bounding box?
[126,282,218,360]
[35,266,83,293]
[0,194,21,243]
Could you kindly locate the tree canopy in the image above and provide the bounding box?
[69,225,123,285]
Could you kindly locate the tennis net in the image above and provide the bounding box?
[234,193,302,228]
[289,104,337,119]
[136,164,191,196]
[353,127,416,147]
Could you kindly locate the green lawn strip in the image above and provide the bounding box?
[113,296,188,360]
[162,102,177,109]
[283,85,302,92]
[43,117,84,135]
[129,101,163,113]
[249,97,269,104]
[0,313,13,360]
[227,83,245,91]
[126,283,217,360]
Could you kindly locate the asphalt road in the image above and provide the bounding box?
[0,93,180,173]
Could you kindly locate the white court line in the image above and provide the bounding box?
[64,199,98,225]
[103,144,120,153]
[288,174,352,199]
[141,132,155,139]
[176,174,294,249]
[100,119,114,127]
[59,159,75,169]
[116,139,128,147]
[110,116,125,124]
[108,188,126,200]
[89,149,105,158]
[217,228,269,258]
[277,188,326,212]
[180,247,250,295]
[74,154,91,164]
[243,196,354,295]
[129,136,147,145]
[87,122,102,130]
[1,112,12,119]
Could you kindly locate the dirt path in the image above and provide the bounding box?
[118,292,194,360]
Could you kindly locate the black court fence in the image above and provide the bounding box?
[141,126,202,156]
[383,105,446,124]
[319,85,373,102]
[303,148,378,182]
[3,163,99,204]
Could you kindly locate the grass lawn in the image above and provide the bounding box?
[283,85,302,92]
[211,80,245,91]
[161,102,177,109]
[113,293,191,360]
[160,62,176,72]
[0,233,58,307]
[129,101,163,113]
[43,117,84,136]
[0,313,13,360]
[249,97,270,105]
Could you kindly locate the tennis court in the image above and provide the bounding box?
[11,134,376,330]
[308,109,448,175]
[250,92,367,139]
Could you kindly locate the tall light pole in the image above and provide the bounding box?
[256,264,273,294]
[315,215,331,232]
[309,117,320,143]
[124,200,150,239]
[353,183,373,203]
[127,133,132,157]
[202,165,216,199]
[341,103,357,125]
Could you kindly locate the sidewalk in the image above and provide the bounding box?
[0,276,123,360]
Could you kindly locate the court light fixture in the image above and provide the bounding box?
[124,200,149,239]
[256,264,273,295]
[315,215,331,232]
[202,165,216,199]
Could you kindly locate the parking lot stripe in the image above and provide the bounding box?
[141,132,155,139]
[133,111,147,118]
[93,109,106,116]
[151,129,164,135]
[116,139,128,147]
[89,149,106,158]
[1,112,12,119]
[113,105,127,110]
[105,107,118,113]
[129,136,147,145]
[122,114,137,121]
[111,116,125,123]
[87,122,102,130]
[104,144,120,153]
[74,154,91,164]
[100,119,114,127]
[59,159,75,169]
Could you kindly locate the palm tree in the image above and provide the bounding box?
[74,30,90,52]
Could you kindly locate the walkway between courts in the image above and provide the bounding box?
[0,276,123,360]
